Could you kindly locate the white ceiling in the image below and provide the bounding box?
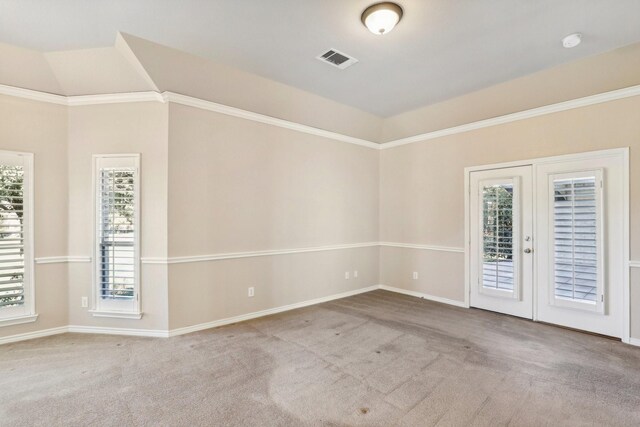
[2,0,640,117]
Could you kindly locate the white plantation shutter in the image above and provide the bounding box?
[0,152,33,320]
[94,155,140,315]
[478,177,522,301]
[482,182,516,292]
[551,170,603,309]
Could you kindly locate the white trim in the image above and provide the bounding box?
[380,85,640,149]
[0,326,67,345]
[41,242,468,267]
[35,256,91,264]
[465,148,630,342]
[378,242,464,253]
[88,310,143,320]
[0,314,38,327]
[3,84,640,152]
[0,84,67,105]
[1,284,635,345]
[92,154,141,315]
[379,285,468,308]
[142,242,380,264]
[68,325,166,337]
[464,148,628,173]
[0,151,36,322]
[67,92,164,106]
[622,150,631,343]
[168,285,380,337]
[162,92,380,149]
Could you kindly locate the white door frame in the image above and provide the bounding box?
[464,148,630,344]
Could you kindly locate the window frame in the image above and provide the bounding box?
[0,150,36,327]
[91,154,142,319]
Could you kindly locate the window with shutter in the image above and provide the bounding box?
[92,155,141,318]
[0,152,34,325]
[551,170,603,311]
[479,177,521,300]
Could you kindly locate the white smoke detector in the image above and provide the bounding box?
[562,33,582,48]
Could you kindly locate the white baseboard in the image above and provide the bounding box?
[379,284,469,308]
[168,285,380,337]
[67,325,169,338]
[1,284,472,344]
[628,337,640,347]
[0,326,68,345]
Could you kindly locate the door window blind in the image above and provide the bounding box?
[482,182,515,292]
[553,175,599,303]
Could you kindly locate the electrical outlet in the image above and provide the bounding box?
[353,270,358,278]
[81,296,88,308]
[248,287,255,297]
[413,271,419,280]
[345,272,350,280]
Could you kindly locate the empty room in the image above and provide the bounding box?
[1,1,640,425]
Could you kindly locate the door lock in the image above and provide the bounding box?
[524,248,532,254]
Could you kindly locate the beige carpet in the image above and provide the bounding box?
[1,290,640,426]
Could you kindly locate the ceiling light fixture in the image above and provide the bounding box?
[361,2,403,35]
[562,33,582,48]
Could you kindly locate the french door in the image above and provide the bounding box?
[469,166,534,319]
[469,151,626,338]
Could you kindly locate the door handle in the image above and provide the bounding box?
[524,248,532,254]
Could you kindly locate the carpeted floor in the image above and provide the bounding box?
[1,289,640,426]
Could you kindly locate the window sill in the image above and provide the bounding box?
[0,314,38,327]
[89,310,143,320]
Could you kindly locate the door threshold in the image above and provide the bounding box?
[536,321,620,341]
[470,307,620,341]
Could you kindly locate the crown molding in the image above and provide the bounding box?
[67,91,164,106]
[0,84,67,105]
[162,92,380,149]
[2,83,640,150]
[381,84,640,149]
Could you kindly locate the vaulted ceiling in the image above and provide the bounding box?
[2,0,640,116]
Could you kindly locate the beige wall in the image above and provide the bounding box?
[167,103,380,329]
[381,43,640,142]
[2,39,640,343]
[380,247,464,303]
[168,247,379,330]
[379,95,640,338]
[0,95,69,338]
[67,102,169,331]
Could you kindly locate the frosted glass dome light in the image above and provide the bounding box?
[361,2,403,35]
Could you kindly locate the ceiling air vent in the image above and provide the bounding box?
[316,48,359,70]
